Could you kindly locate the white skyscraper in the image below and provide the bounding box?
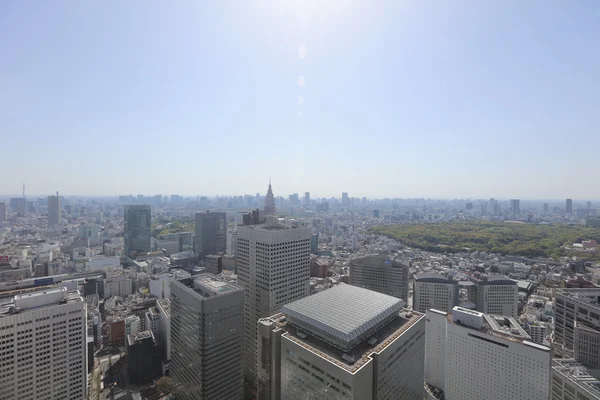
[237,216,311,393]
[257,284,425,400]
[0,287,87,400]
[424,307,551,400]
[413,273,459,313]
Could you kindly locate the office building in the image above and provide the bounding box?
[0,287,87,400]
[574,322,600,368]
[544,203,550,212]
[588,201,593,210]
[48,191,62,226]
[257,284,425,400]
[170,275,244,400]
[473,275,519,318]
[237,216,311,392]
[510,198,520,214]
[348,253,409,302]
[554,289,600,358]
[103,276,133,299]
[156,298,171,362]
[551,359,600,400]
[425,307,551,400]
[127,330,161,385]
[567,198,573,215]
[124,204,152,258]
[205,254,223,275]
[413,273,459,313]
[342,192,349,206]
[264,181,276,215]
[0,202,6,222]
[303,192,310,207]
[194,211,227,259]
[11,197,26,216]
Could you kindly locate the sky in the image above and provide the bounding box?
[1,1,599,199]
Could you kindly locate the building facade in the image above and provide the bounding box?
[475,276,519,318]
[0,202,6,222]
[257,284,425,400]
[0,288,87,400]
[554,289,600,358]
[413,273,459,313]
[48,192,62,226]
[348,253,409,302]
[170,275,244,400]
[124,204,152,258]
[551,359,600,400]
[194,211,227,259]
[425,307,551,400]
[237,217,311,392]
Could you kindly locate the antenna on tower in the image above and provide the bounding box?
[22,181,25,199]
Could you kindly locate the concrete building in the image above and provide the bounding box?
[348,253,409,302]
[124,205,152,258]
[0,287,87,400]
[425,307,551,400]
[156,298,171,362]
[257,284,425,400]
[144,307,161,340]
[574,322,600,368]
[567,198,573,215]
[11,197,26,216]
[127,330,160,386]
[103,276,133,299]
[237,216,311,392]
[264,181,276,215]
[194,211,227,259]
[48,192,62,226]
[0,202,6,222]
[554,289,600,358]
[413,273,459,313]
[551,359,600,400]
[510,199,520,214]
[474,275,519,318]
[170,275,244,400]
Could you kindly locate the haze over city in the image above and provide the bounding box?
[2,1,599,198]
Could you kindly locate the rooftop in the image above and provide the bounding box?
[281,283,404,350]
[553,359,600,395]
[414,273,454,283]
[556,288,600,307]
[0,287,82,317]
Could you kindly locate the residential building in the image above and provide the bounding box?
[194,211,227,259]
[554,289,600,358]
[237,216,311,393]
[413,273,459,313]
[551,359,600,400]
[348,253,409,302]
[257,284,425,400]
[170,274,244,400]
[48,192,62,226]
[0,287,87,400]
[425,307,551,400]
[124,204,152,258]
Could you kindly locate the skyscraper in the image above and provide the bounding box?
[348,253,410,302]
[264,180,276,215]
[510,199,520,214]
[48,191,62,226]
[303,191,310,206]
[170,275,244,400]
[124,204,152,258]
[10,197,26,216]
[342,192,349,206]
[257,284,425,400]
[544,203,549,212]
[237,216,311,393]
[0,202,6,223]
[194,211,227,259]
[566,198,573,215]
[413,273,459,313]
[0,287,88,399]
[425,307,551,400]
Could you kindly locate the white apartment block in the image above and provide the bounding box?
[0,287,87,400]
[425,307,551,400]
[475,276,519,318]
[551,359,600,400]
[237,216,311,391]
[257,284,425,400]
[348,253,409,301]
[413,274,459,313]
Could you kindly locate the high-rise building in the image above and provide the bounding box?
[425,307,551,400]
[124,204,152,258]
[10,197,26,216]
[237,216,311,393]
[473,275,519,318]
[413,273,459,314]
[257,284,425,400]
[551,359,600,400]
[194,211,227,259]
[156,298,171,363]
[264,180,276,215]
[127,330,161,385]
[510,199,520,214]
[566,198,573,215]
[544,203,549,212]
[348,253,409,302]
[588,201,592,210]
[0,287,87,400]
[554,289,600,358]
[0,202,6,222]
[342,192,349,206]
[303,191,310,207]
[48,191,62,226]
[170,275,244,400]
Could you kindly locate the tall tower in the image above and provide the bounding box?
[264,179,276,215]
[48,191,62,226]
[194,211,227,259]
[237,217,311,395]
[124,204,152,258]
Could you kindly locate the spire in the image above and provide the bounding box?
[264,179,276,215]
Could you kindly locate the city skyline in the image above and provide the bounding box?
[1,1,599,198]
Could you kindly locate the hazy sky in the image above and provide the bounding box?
[1,1,599,199]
